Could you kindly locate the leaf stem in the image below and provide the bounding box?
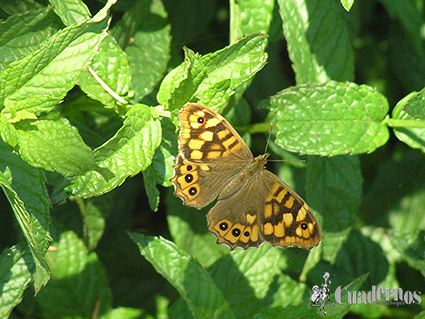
[88,66,127,104]
[386,118,425,128]
[239,122,271,134]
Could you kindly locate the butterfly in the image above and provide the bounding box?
[170,103,321,249]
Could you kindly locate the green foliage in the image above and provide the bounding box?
[0,0,424,318]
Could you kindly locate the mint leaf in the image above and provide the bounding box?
[68,104,161,197]
[269,81,389,155]
[130,233,235,319]
[15,118,99,176]
[36,231,111,319]
[1,19,108,119]
[278,0,354,83]
[0,246,32,318]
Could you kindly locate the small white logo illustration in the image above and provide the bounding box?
[308,272,335,315]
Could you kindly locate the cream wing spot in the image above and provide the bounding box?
[222,135,237,149]
[263,223,273,236]
[199,131,214,141]
[296,206,308,222]
[266,183,280,202]
[190,150,203,160]
[206,151,222,159]
[274,187,287,203]
[188,139,205,150]
[264,203,273,219]
[204,117,221,128]
[284,196,295,209]
[274,222,285,238]
[217,130,230,140]
[283,213,293,227]
[246,214,256,224]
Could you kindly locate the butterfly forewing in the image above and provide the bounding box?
[177,104,252,163]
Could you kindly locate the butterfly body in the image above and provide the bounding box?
[171,103,321,250]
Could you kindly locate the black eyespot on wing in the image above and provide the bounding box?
[185,174,193,183]
[220,222,228,230]
[232,228,241,237]
[189,187,197,196]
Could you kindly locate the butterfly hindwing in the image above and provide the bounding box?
[258,170,322,248]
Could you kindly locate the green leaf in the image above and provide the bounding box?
[78,35,130,110]
[167,190,226,268]
[0,140,51,247]
[209,246,281,318]
[229,0,274,42]
[74,197,108,251]
[404,89,425,119]
[196,32,268,108]
[388,188,425,237]
[0,246,32,319]
[36,231,112,319]
[278,0,354,83]
[413,311,425,319]
[269,81,389,155]
[0,113,18,147]
[50,0,92,26]
[380,0,424,58]
[306,156,361,262]
[67,104,161,197]
[0,137,52,292]
[388,231,425,277]
[15,118,99,176]
[388,25,425,92]
[0,168,51,293]
[392,93,425,152]
[1,18,108,118]
[157,47,207,110]
[129,233,235,319]
[158,32,268,111]
[143,166,160,212]
[335,229,389,288]
[111,0,171,102]
[340,0,355,11]
[152,117,178,187]
[103,307,144,319]
[0,7,53,72]
[268,274,308,308]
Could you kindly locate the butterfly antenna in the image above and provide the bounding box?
[264,123,273,153]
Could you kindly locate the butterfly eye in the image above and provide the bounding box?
[185,174,193,183]
[189,187,197,196]
[197,116,204,124]
[301,223,308,230]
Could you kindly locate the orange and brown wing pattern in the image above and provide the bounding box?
[206,189,263,249]
[177,103,252,163]
[259,170,322,249]
[171,103,252,209]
